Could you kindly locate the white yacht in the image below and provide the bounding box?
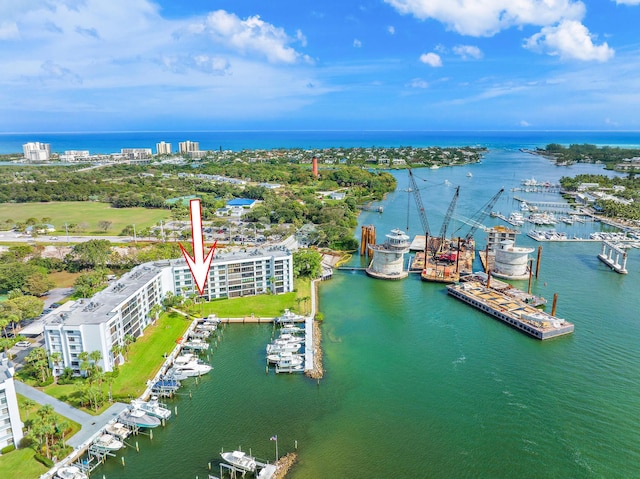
[172,358,212,377]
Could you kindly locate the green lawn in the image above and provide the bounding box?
[189,292,298,318]
[110,311,192,399]
[0,201,171,235]
[0,447,47,479]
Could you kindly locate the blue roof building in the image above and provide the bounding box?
[226,198,257,207]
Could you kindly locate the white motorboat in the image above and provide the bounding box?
[172,358,212,377]
[104,422,131,441]
[220,450,257,472]
[280,324,304,334]
[182,338,210,350]
[56,466,88,479]
[266,351,303,365]
[131,396,172,420]
[93,433,124,451]
[266,341,302,354]
[467,172,473,177]
[277,333,304,343]
[165,368,188,381]
[275,309,304,324]
[276,354,304,368]
[119,406,162,428]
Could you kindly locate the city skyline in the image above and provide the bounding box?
[1,1,640,132]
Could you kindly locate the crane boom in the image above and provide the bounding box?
[439,186,460,241]
[464,188,504,240]
[408,168,430,235]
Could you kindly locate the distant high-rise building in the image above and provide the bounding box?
[179,140,200,154]
[22,142,51,162]
[0,354,24,449]
[156,141,172,155]
[121,148,152,159]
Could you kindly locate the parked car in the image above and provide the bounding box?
[15,341,31,348]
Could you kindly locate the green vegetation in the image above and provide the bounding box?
[540,143,640,168]
[0,395,82,478]
[560,173,640,221]
[0,446,47,479]
[0,201,170,235]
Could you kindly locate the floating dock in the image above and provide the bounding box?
[447,281,573,340]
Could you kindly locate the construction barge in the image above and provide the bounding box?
[447,280,574,340]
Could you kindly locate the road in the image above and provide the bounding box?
[0,230,140,243]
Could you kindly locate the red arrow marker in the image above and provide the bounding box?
[179,199,217,295]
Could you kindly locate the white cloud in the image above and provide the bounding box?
[408,78,429,88]
[384,0,585,37]
[388,26,396,35]
[353,38,362,48]
[0,22,19,40]
[525,20,614,62]
[420,52,442,67]
[519,120,531,127]
[453,45,483,60]
[192,10,310,64]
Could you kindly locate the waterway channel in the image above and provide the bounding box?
[96,148,640,478]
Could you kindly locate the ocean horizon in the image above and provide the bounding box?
[1,130,640,155]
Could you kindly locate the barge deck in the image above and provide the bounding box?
[447,281,574,340]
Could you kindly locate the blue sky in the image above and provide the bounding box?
[1,0,640,132]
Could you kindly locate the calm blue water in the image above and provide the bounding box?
[19,131,636,479]
[1,130,639,154]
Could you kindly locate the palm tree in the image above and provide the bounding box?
[149,303,163,322]
[78,351,90,377]
[123,334,135,360]
[23,398,36,420]
[49,351,62,378]
[25,347,50,383]
[111,343,124,366]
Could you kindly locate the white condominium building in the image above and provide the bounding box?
[156,141,172,155]
[121,148,152,159]
[0,354,24,449]
[60,150,90,162]
[23,142,51,162]
[178,140,199,154]
[43,247,294,374]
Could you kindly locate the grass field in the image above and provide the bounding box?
[47,271,81,289]
[0,201,171,235]
[189,292,298,318]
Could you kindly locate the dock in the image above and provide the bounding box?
[598,240,628,274]
[447,281,573,340]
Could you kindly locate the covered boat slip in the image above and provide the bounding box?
[447,281,574,340]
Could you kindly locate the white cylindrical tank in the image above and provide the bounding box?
[366,229,410,280]
[492,239,533,280]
